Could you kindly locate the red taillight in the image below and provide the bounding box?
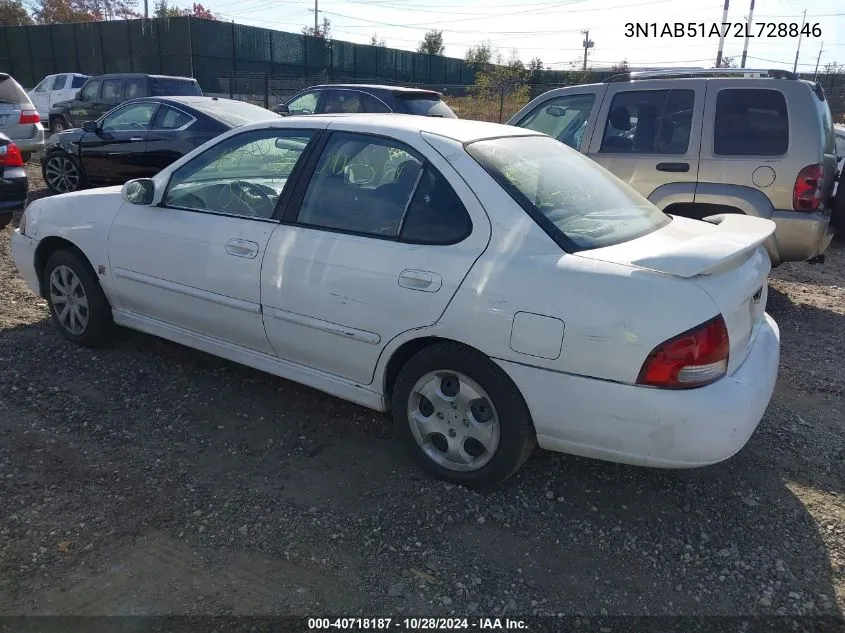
[793,163,824,212]
[18,109,40,125]
[637,315,730,389]
[0,142,24,167]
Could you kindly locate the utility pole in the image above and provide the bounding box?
[813,42,823,80]
[793,8,806,74]
[715,0,730,68]
[144,0,148,18]
[315,0,318,34]
[581,30,594,71]
[740,0,755,68]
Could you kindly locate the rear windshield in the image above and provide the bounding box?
[466,135,670,252]
[399,94,456,118]
[0,75,30,105]
[200,99,278,127]
[152,78,203,96]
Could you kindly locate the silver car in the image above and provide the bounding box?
[508,69,837,266]
[0,72,46,162]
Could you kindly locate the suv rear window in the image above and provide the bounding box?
[467,135,670,252]
[714,88,788,156]
[398,93,456,118]
[152,78,202,96]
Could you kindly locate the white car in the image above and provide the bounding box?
[9,115,780,487]
[27,73,89,123]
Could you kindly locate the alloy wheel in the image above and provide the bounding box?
[44,155,80,193]
[49,264,89,335]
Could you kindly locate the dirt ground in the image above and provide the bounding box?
[0,163,843,621]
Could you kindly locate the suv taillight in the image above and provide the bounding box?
[18,109,40,125]
[0,142,24,167]
[637,315,730,389]
[793,163,824,212]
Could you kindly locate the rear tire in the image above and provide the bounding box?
[44,249,114,348]
[391,343,535,488]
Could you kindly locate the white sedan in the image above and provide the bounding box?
[10,114,780,487]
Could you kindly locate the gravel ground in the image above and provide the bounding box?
[0,163,843,620]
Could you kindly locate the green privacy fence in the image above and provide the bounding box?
[0,17,580,93]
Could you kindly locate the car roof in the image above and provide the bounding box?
[309,84,440,94]
[92,73,196,81]
[146,96,278,126]
[255,113,542,143]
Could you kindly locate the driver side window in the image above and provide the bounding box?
[101,103,158,133]
[517,93,595,150]
[79,80,100,102]
[163,129,314,219]
[287,91,320,115]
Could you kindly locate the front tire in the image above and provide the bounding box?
[50,117,69,135]
[391,343,535,488]
[42,151,84,194]
[44,249,114,347]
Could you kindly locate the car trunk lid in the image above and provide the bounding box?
[575,214,775,374]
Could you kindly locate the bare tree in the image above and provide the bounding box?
[302,16,331,39]
[369,32,386,47]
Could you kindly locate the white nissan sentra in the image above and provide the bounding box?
[10,114,780,487]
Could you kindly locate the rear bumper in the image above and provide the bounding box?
[8,125,45,154]
[767,209,834,264]
[497,313,780,468]
[0,171,27,229]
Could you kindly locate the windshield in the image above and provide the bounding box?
[466,135,670,251]
[400,94,456,118]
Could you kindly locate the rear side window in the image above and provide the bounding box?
[361,92,391,113]
[400,167,471,244]
[51,74,69,90]
[153,105,193,130]
[125,77,147,100]
[152,78,202,96]
[601,89,694,154]
[714,89,788,156]
[71,76,87,89]
[101,79,122,100]
[399,94,456,118]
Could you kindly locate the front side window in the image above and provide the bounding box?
[51,74,69,91]
[714,88,788,156]
[79,80,100,101]
[601,89,695,154]
[153,105,193,130]
[101,103,158,132]
[101,79,122,100]
[467,135,670,251]
[517,93,596,150]
[297,132,424,237]
[163,130,313,219]
[287,91,320,115]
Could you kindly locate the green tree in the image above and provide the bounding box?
[528,57,543,71]
[302,16,331,39]
[465,40,494,65]
[0,0,33,25]
[714,55,736,68]
[369,32,386,47]
[153,0,180,17]
[417,29,444,56]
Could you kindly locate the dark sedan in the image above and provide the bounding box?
[275,84,457,118]
[42,96,279,194]
[0,132,27,230]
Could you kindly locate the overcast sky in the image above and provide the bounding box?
[172,0,842,72]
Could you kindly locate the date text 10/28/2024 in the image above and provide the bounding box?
[308,618,528,630]
[624,22,822,39]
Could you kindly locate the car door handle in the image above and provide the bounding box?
[398,269,442,293]
[656,162,690,172]
[225,239,259,259]
[129,136,144,142]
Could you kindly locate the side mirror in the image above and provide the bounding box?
[274,103,290,115]
[122,179,156,206]
[82,120,98,133]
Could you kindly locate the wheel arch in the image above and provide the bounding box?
[34,236,94,298]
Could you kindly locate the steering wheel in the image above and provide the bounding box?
[216,180,274,216]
